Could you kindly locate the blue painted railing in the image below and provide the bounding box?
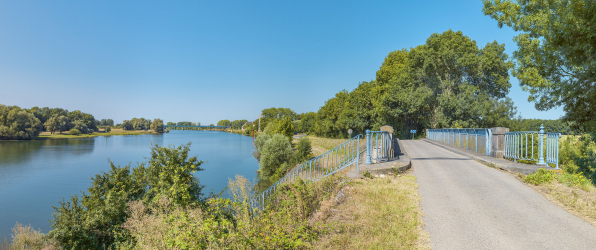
[256,134,363,209]
[504,125,561,169]
[365,130,392,164]
[427,128,492,156]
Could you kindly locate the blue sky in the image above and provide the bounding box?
[0,0,564,125]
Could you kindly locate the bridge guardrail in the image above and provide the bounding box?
[255,134,363,209]
[504,125,561,169]
[365,130,392,164]
[427,128,491,156]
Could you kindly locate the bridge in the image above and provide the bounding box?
[257,125,596,248]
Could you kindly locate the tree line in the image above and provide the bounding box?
[0,104,108,139]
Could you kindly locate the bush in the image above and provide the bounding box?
[68,128,80,135]
[259,134,293,181]
[49,143,204,249]
[559,134,596,182]
[122,175,346,249]
[523,168,556,185]
[3,223,57,250]
[296,138,313,162]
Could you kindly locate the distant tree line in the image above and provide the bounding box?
[120,118,164,133]
[0,104,115,139]
[507,118,573,135]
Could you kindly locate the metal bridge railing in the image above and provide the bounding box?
[365,130,392,164]
[504,125,561,169]
[255,134,363,209]
[426,128,491,156]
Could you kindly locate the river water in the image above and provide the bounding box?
[0,130,259,237]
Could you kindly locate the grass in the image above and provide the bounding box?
[0,223,57,250]
[519,169,596,226]
[299,136,350,157]
[36,128,157,139]
[316,174,430,249]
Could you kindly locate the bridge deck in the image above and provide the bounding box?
[402,140,596,249]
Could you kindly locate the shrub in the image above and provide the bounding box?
[5,222,56,250]
[68,128,80,135]
[49,143,204,249]
[523,168,556,185]
[296,137,313,162]
[259,134,293,181]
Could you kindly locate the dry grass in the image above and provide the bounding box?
[300,136,350,157]
[0,223,58,250]
[519,175,596,227]
[316,174,430,249]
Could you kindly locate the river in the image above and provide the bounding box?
[0,130,259,237]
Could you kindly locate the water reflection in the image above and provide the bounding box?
[0,131,258,237]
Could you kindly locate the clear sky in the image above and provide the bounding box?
[0,0,564,125]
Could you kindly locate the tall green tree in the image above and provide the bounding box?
[0,105,42,139]
[483,0,596,132]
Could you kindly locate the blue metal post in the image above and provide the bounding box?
[365,129,372,164]
[356,136,360,171]
[538,124,546,165]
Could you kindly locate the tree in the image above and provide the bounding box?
[259,134,293,181]
[483,0,596,132]
[150,118,164,133]
[217,119,231,127]
[295,138,312,162]
[0,105,42,140]
[67,110,98,132]
[122,120,133,131]
[264,117,295,142]
[72,120,91,134]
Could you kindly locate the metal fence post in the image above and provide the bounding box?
[538,124,546,165]
[365,129,372,164]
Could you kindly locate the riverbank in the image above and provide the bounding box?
[34,128,158,140]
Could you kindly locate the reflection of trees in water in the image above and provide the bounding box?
[0,139,95,166]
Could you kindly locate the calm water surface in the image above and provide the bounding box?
[0,130,258,237]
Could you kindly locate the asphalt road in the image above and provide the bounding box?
[402,140,596,250]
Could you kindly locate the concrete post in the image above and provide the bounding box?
[490,127,509,158]
[365,129,372,164]
[538,124,546,165]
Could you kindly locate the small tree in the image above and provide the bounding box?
[296,138,312,162]
[150,119,164,133]
[68,129,80,135]
[259,133,293,181]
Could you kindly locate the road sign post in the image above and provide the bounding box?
[411,129,417,139]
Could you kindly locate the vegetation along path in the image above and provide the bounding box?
[402,140,596,249]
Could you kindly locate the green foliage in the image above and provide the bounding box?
[523,168,556,185]
[259,134,294,181]
[123,175,344,249]
[265,117,295,142]
[49,143,204,249]
[507,118,573,134]
[0,104,42,140]
[216,119,231,127]
[483,0,596,133]
[150,118,164,133]
[68,128,80,135]
[559,134,596,182]
[295,138,313,162]
[67,110,98,132]
[312,30,516,138]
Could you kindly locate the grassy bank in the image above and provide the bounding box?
[35,128,157,139]
[316,174,429,249]
[520,169,596,226]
